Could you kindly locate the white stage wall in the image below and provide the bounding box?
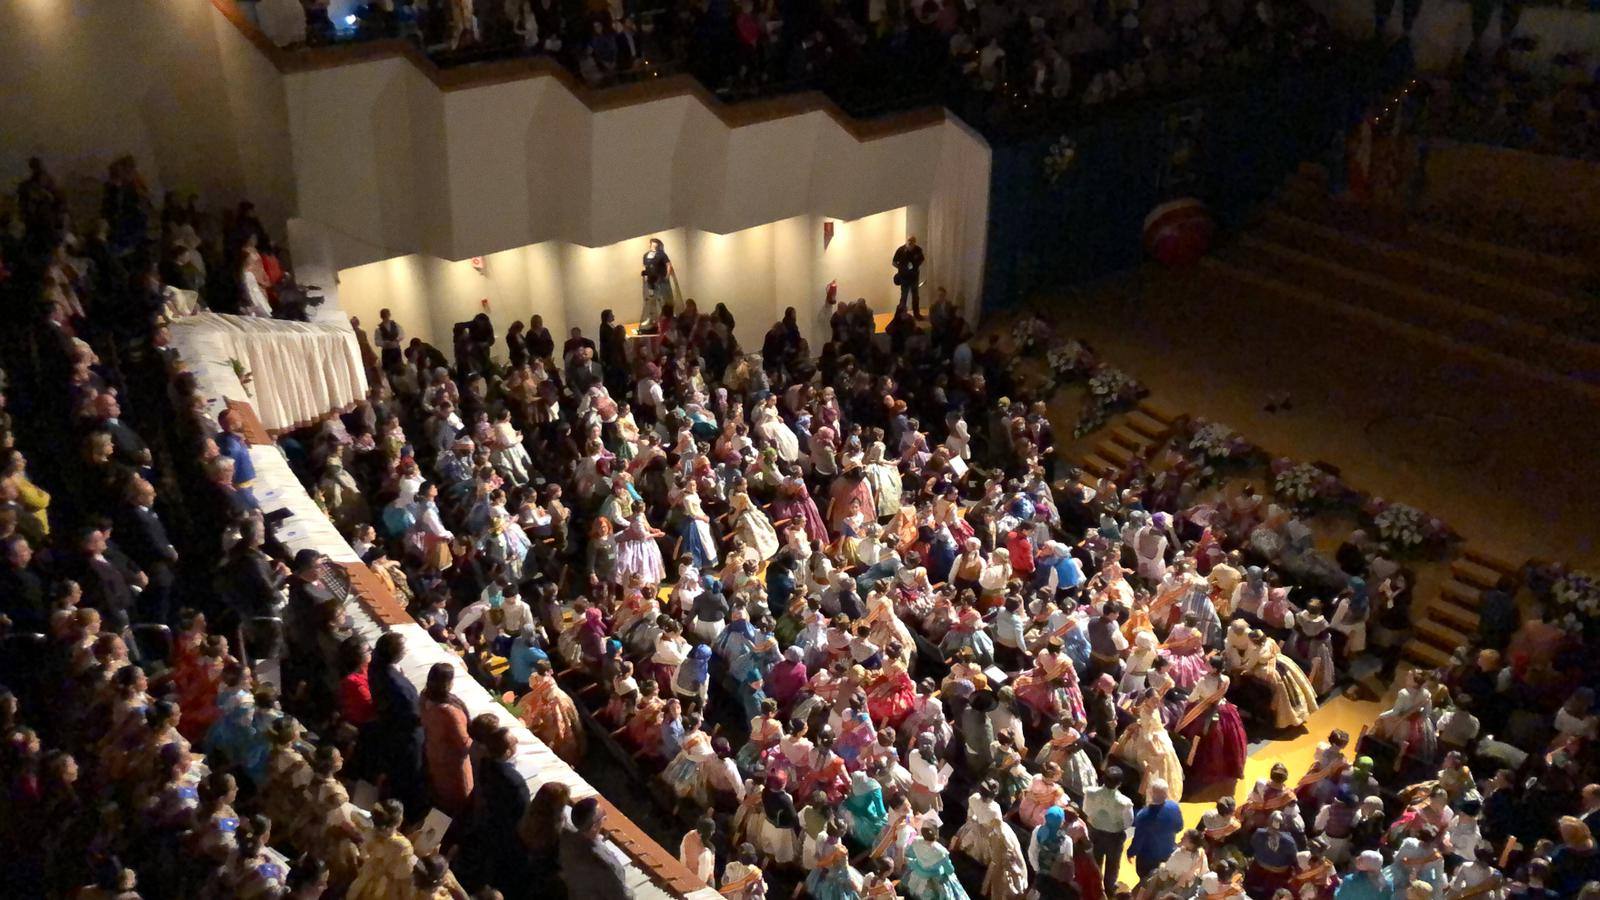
[282,57,989,320]
[1,1,991,328]
[0,0,296,231]
[337,208,912,356]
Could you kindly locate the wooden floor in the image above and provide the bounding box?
[1028,210,1600,570]
[1175,690,1388,834]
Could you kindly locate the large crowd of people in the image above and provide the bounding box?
[2,148,1600,900]
[300,0,1339,125]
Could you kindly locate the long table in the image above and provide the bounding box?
[168,312,368,435]
[170,314,715,900]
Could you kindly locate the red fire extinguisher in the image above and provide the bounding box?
[825,280,838,306]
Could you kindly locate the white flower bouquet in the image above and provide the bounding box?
[1549,569,1600,630]
[1188,421,1250,461]
[1046,339,1095,381]
[1011,314,1051,353]
[1273,462,1327,504]
[1372,503,1425,550]
[1088,366,1140,400]
[1075,365,1145,437]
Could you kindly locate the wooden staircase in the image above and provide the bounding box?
[1078,400,1182,480]
[1198,166,1600,404]
[1401,547,1523,669]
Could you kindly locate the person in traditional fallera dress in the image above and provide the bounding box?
[1017,762,1070,829]
[983,810,1032,900]
[514,661,585,764]
[1036,724,1099,798]
[1372,669,1438,765]
[1289,599,1338,695]
[1238,624,1319,729]
[346,800,416,900]
[954,779,1005,865]
[1245,812,1299,897]
[1294,730,1351,810]
[680,818,717,886]
[748,770,802,865]
[728,490,780,562]
[1160,612,1215,689]
[841,769,889,848]
[675,483,720,570]
[940,592,995,665]
[1239,764,1303,833]
[906,824,971,900]
[804,830,865,900]
[1110,689,1184,801]
[616,510,666,587]
[1177,656,1248,784]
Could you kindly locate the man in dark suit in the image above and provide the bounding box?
[74,524,142,632]
[114,477,178,626]
[1084,671,1121,760]
[0,536,47,633]
[892,235,926,317]
[284,548,340,694]
[220,518,287,656]
[89,392,152,469]
[559,798,633,900]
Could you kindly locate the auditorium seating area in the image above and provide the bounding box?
[6,2,1600,900]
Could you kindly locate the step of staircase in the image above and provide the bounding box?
[1269,189,1594,292]
[1197,257,1600,404]
[1234,235,1600,385]
[1109,426,1155,453]
[1428,599,1480,633]
[1460,547,1522,578]
[1259,210,1582,326]
[1125,413,1168,441]
[1098,440,1136,467]
[1080,454,1118,479]
[1402,639,1454,670]
[1414,618,1471,654]
[1136,399,1180,426]
[1407,219,1594,290]
[1437,579,1483,613]
[1449,558,1505,591]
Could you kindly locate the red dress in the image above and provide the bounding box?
[866,666,918,730]
[1179,680,1248,784]
[1066,820,1105,900]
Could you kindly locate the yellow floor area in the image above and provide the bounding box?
[1177,691,1388,831]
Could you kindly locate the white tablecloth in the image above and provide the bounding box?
[169,313,367,434]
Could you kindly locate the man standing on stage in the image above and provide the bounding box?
[892,235,926,317]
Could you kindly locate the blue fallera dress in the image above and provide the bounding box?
[904,841,970,900]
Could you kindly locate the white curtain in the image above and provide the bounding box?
[924,117,993,323]
[169,313,369,433]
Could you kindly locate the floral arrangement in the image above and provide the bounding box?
[1187,420,1252,462]
[1075,365,1146,437]
[1011,314,1052,353]
[1373,503,1425,550]
[1044,136,1078,185]
[1363,499,1456,555]
[1046,339,1096,382]
[1548,569,1600,631]
[1272,460,1334,505]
